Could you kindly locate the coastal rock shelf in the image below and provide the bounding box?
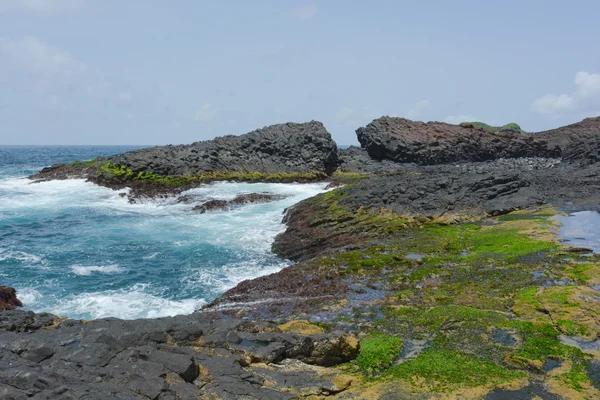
[4,115,600,398]
[0,310,357,399]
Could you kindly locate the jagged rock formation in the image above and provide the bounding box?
[355,117,560,165]
[355,116,600,166]
[110,121,338,176]
[31,121,338,183]
[538,117,600,164]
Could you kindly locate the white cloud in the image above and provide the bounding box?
[575,71,600,98]
[531,71,600,115]
[335,106,380,127]
[0,0,87,16]
[0,36,86,77]
[293,4,317,20]
[118,92,133,102]
[407,100,430,119]
[443,115,478,124]
[531,94,574,114]
[193,103,217,122]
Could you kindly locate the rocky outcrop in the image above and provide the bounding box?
[29,121,338,199]
[355,116,600,166]
[538,117,600,164]
[192,199,230,213]
[356,117,559,165]
[273,158,600,261]
[0,310,358,399]
[0,287,22,311]
[110,121,338,176]
[192,193,288,214]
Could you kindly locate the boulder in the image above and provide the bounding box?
[192,199,229,214]
[0,287,23,311]
[192,193,288,214]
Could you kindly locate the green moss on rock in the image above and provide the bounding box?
[355,334,403,376]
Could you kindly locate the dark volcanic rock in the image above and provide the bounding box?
[273,159,600,261]
[110,121,338,176]
[206,261,348,319]
[337,145,418,174]
[0,310,356,399]
[0,286,22,311]
[192,193,288,213]
[192,199,230,213]
[538,117,600,164]
[356,117,560,165]
[230,192,287,205]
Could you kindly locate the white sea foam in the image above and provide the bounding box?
[183,257,288,295]
[71,264,121,276]
[0,249,43,263]
[16,287,44,305]
[25,284,206,320]
[2,178,329,319]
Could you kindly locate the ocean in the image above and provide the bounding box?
[0,146,328,320]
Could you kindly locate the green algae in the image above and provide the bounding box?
[307,188,415,239]
[305,206,600,395]
[70,159,99,167]
[386,349,525,391]
[556,360,592,391]
[355,334,403,376]
[317,207,600,395]
[563,263,597,284]
[97,162,327,185]
[459,121,524,134]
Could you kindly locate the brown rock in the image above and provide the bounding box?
[356,116,558,165]
[0,286,23,311]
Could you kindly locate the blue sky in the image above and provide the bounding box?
[0,0,599,145]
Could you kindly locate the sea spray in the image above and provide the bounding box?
[0,147,329,320]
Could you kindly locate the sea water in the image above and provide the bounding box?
[0,146,328,320]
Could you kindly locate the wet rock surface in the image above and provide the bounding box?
[192,193,288,214]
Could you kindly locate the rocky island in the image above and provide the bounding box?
[3,116,600,399]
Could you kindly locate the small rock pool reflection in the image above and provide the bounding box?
[554,211,600,253]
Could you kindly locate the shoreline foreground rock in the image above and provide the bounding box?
[4,116,600,398]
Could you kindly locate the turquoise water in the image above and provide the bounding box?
[0,146,327,319]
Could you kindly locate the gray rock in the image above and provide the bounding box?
[108,121,338,176]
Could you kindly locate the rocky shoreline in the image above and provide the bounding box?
[3,116,600,399]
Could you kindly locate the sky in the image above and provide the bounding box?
[0,0,599,145]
